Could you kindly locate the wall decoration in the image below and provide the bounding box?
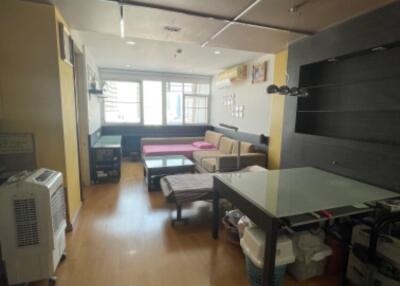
[223,93,245,118]
[58,22,73,65]
[252,61,268,84]
[223,93,236,106]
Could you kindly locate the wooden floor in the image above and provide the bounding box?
[35,161,340,286]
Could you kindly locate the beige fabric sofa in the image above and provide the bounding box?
[193,137,266,173]
[140,130,266,172]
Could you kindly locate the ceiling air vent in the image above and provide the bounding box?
[164,25,182,32]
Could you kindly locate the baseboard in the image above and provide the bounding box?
[66,202,82,232]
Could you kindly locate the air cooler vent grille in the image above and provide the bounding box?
[14,198,39,247]
[51,186,66,234]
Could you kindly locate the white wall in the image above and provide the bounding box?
[210,54,275,135]
[85,51,102,133]
[71,30,102,134]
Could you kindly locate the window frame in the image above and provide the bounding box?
[182,93,210,125]
[103,80,143,125]
[101,72,211,126]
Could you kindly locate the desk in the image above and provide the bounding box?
[92,136,122,182]
[212,167,399,286]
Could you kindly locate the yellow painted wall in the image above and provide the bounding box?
[55,9,82,224]
[0,0,81,224]
[268,50,288,169]
[0,0,66,175]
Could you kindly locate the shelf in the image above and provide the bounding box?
[300,75,399,90]
[298,108,400,113]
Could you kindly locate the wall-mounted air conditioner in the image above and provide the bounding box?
[0,169,66,285]
[216,64,247,89]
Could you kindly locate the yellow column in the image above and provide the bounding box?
[268,50,288,169]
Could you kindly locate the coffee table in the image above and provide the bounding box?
[143,155,195,192]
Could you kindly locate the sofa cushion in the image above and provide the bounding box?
[218,137,235,154]
[204,131,223,147]
[202,158,217,173]
[192,141,215,149]
[232,141,255,154]
[193,150,222,164]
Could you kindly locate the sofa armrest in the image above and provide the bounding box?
[216,153,266,172]
[141,137,204,146]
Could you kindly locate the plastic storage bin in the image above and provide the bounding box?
[288,230,332,281]
[347,224,400,286]
[240,227,295,286]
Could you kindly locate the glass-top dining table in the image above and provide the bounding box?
[211,167,399,286]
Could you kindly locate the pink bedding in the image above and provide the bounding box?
[143,143,216,158]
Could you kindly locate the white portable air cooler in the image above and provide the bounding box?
[0,169,66,285]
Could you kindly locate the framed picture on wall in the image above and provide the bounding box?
[252,61,268,84]
[58,22,73,65]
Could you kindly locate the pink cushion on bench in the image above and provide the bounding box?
[192,141,215,149]
[143,144,216,159]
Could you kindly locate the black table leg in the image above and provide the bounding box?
[147,170,153,192]
[212,189,220,239]
[262,218,279,286]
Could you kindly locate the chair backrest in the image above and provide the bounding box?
[204,131,223,147]
[232,141,255,154]
[218,137,236,154]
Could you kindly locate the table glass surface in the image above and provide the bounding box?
[144,155,194,169]
[93,136,122,148]
[216,167,398,218]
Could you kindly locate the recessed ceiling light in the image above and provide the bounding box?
[214,50,221,55]
[126,40,136,45]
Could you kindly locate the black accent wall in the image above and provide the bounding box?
[281,2,400,193]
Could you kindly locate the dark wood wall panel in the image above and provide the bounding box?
[281,2,400,193]
[297,79,400,111]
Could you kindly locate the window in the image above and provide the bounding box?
[185,95,208,124]
[103,75,210,125]
[143,80,162,125]
[104,81,141,123]
[183,83,209,124]
[166,82,183,125]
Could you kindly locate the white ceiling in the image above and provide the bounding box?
[46,0,395,73]
[73,30,264,75]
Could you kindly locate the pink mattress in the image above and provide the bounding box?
[143,144,215,158]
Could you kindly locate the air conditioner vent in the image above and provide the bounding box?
[14,198,39,247]
[164,25,181,32]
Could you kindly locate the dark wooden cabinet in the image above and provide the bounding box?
[91,136,122,182]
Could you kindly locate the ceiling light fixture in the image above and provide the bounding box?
[126,40,136,45]
[120,4,125,39]
[214,50,221,55]
[125,64,131,68]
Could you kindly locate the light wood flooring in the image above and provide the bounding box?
[33,161,340,286]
